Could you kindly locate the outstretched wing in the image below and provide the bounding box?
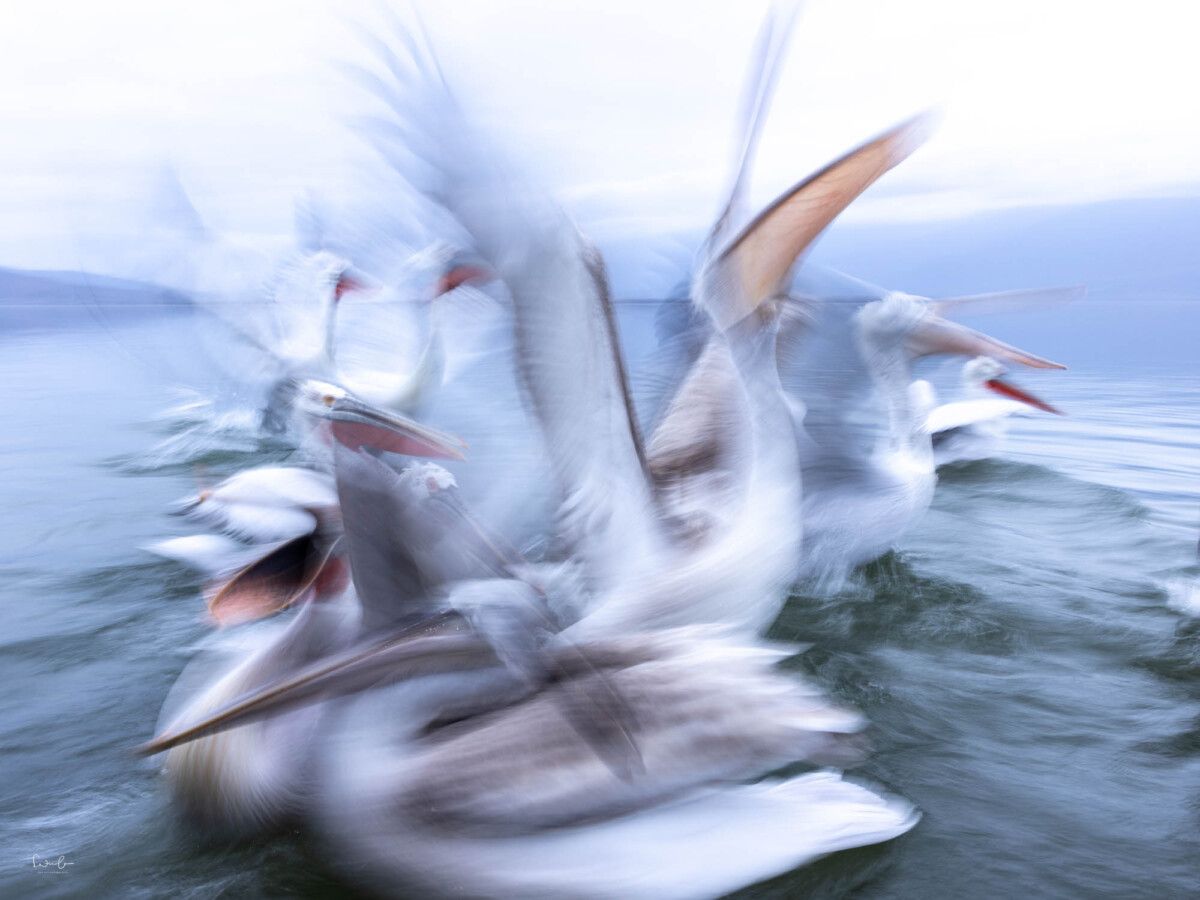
[348,19,663,601]
[709,0,804,250]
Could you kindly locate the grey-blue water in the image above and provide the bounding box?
[2,302,1198,898]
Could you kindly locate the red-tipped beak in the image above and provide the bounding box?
[984,378,1063,415]
[334,273,372,302]
[435,264,492,297]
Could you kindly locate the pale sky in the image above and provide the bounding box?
[1,0,1197,273]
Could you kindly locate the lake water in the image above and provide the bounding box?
[2,303,1198,898]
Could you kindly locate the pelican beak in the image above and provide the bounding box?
[327,396,467,460]
[137,616,495,755]
[334,267,378,302]
[983,377,1063,415]
[908,315,1065,370]
[206,534,341,626]
[435,262,493,297]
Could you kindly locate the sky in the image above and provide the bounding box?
[1,0,1197,273]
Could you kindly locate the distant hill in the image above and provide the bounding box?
[598,194,1200,302]
[4,195,1194,370]
[809,194,1200,302]
[0,267,190,330]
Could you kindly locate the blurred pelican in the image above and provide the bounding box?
[785,285,1067,580]
[147,386,471,832]
[340,244,493,418]
[133,172,376,430]
[138,170,486,438]
[143,606,913,900]
[926,355,1064,466]
[356,3,932,639]
[308,628,911,900]
[137,12,922,894]
[145,15,915,895]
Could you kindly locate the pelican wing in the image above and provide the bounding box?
[709,1,803,246]
[504,233,663,596]
[185,501,318,544]
[144,533,254,578]
[647,340,742,485]
[925,397,1041,435]
[349,23,663,598]
[397,632,864,833]
[204,465,338,509]
[327,771,917,900]
[334,446,519,632]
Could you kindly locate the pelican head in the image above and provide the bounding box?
[962,355,1062,415]
[295,379,467,460]
[962,355,1006,384]
[858,292,1065,371]
[403,241,493,301]
[286,250,373,305]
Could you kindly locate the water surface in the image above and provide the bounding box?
[2,307,1198,898]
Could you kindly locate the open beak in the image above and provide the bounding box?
[205,534,342,626]
[328,396,467,460]
[909,315,1065,370]
[138,614,497,755]
[983,377,1063,415]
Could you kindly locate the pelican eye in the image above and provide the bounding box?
[322,394,335,407]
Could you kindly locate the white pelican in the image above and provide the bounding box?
[142,610,911,899]
[926,355,1063,466]
[306,628,912,900]
[336,245,494,419]
[140,171,488,439]
[146,387,471,831]
[786,286,1066,581]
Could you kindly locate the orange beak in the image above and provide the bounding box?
[984,377,1063,415]
[435,263,493,297]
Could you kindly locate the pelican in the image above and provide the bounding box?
[131,177,377,435]
[140,171,487,440]
[147,384,470,832]
[137,13,917,895]
[307,628,909,900]
[925,355,1063,466]
[363,2,934,640]
[338,244,493,418]
[142,599,905,899]
[143,8,929,895]
[781,284,1068,582]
